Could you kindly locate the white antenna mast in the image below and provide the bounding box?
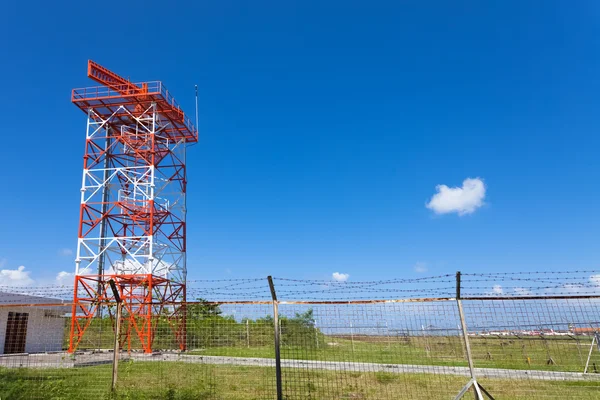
[195,85,199,136]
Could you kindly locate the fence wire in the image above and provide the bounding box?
[0,271,599,399]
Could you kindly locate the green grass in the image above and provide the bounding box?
[188,335,600,373]
[71,316,600,374]
[1,361,599,399]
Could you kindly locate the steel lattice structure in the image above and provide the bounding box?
[68,61,197,353]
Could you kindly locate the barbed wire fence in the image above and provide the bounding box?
[0,271,599,399]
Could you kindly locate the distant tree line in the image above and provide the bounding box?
[66,299,325,351]
[176,299,324,350]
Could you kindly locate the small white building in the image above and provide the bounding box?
[0,292,70,355]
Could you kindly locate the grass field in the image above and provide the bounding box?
[1,361,600,400]
[69,308,600,376]
[45,320,600,399]
[187,334,600,373]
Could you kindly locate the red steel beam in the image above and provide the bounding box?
[87,60,148,95]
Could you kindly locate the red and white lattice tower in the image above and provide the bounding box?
[68,61,197,353]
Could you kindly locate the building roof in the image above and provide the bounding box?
[0,291,71,312]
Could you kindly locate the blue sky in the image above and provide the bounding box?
[0,1,599,285]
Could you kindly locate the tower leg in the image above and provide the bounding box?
[69,274,185,353]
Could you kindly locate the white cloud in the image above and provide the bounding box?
[59,248,73,257]
[491,285,503,295]
[414,262,428,273]
[513,287,531,296]
[561,284,584,294]
[55,271,74,286]
[543,283,587,295]
[426,178,486,216]
[0,266,34,286]
[332,272,349,282]
[102,266,115,276]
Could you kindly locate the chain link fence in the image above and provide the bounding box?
[1,271,599,399]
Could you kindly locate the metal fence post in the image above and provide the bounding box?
[315,321,319,348]
[108,279,122,393]
[455,272,494,400]
[246,319,250,348]
[268,276,283,400]
[350,321,355,354]
[584,332,600,374]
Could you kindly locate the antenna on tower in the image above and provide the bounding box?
[195,85,199,138]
